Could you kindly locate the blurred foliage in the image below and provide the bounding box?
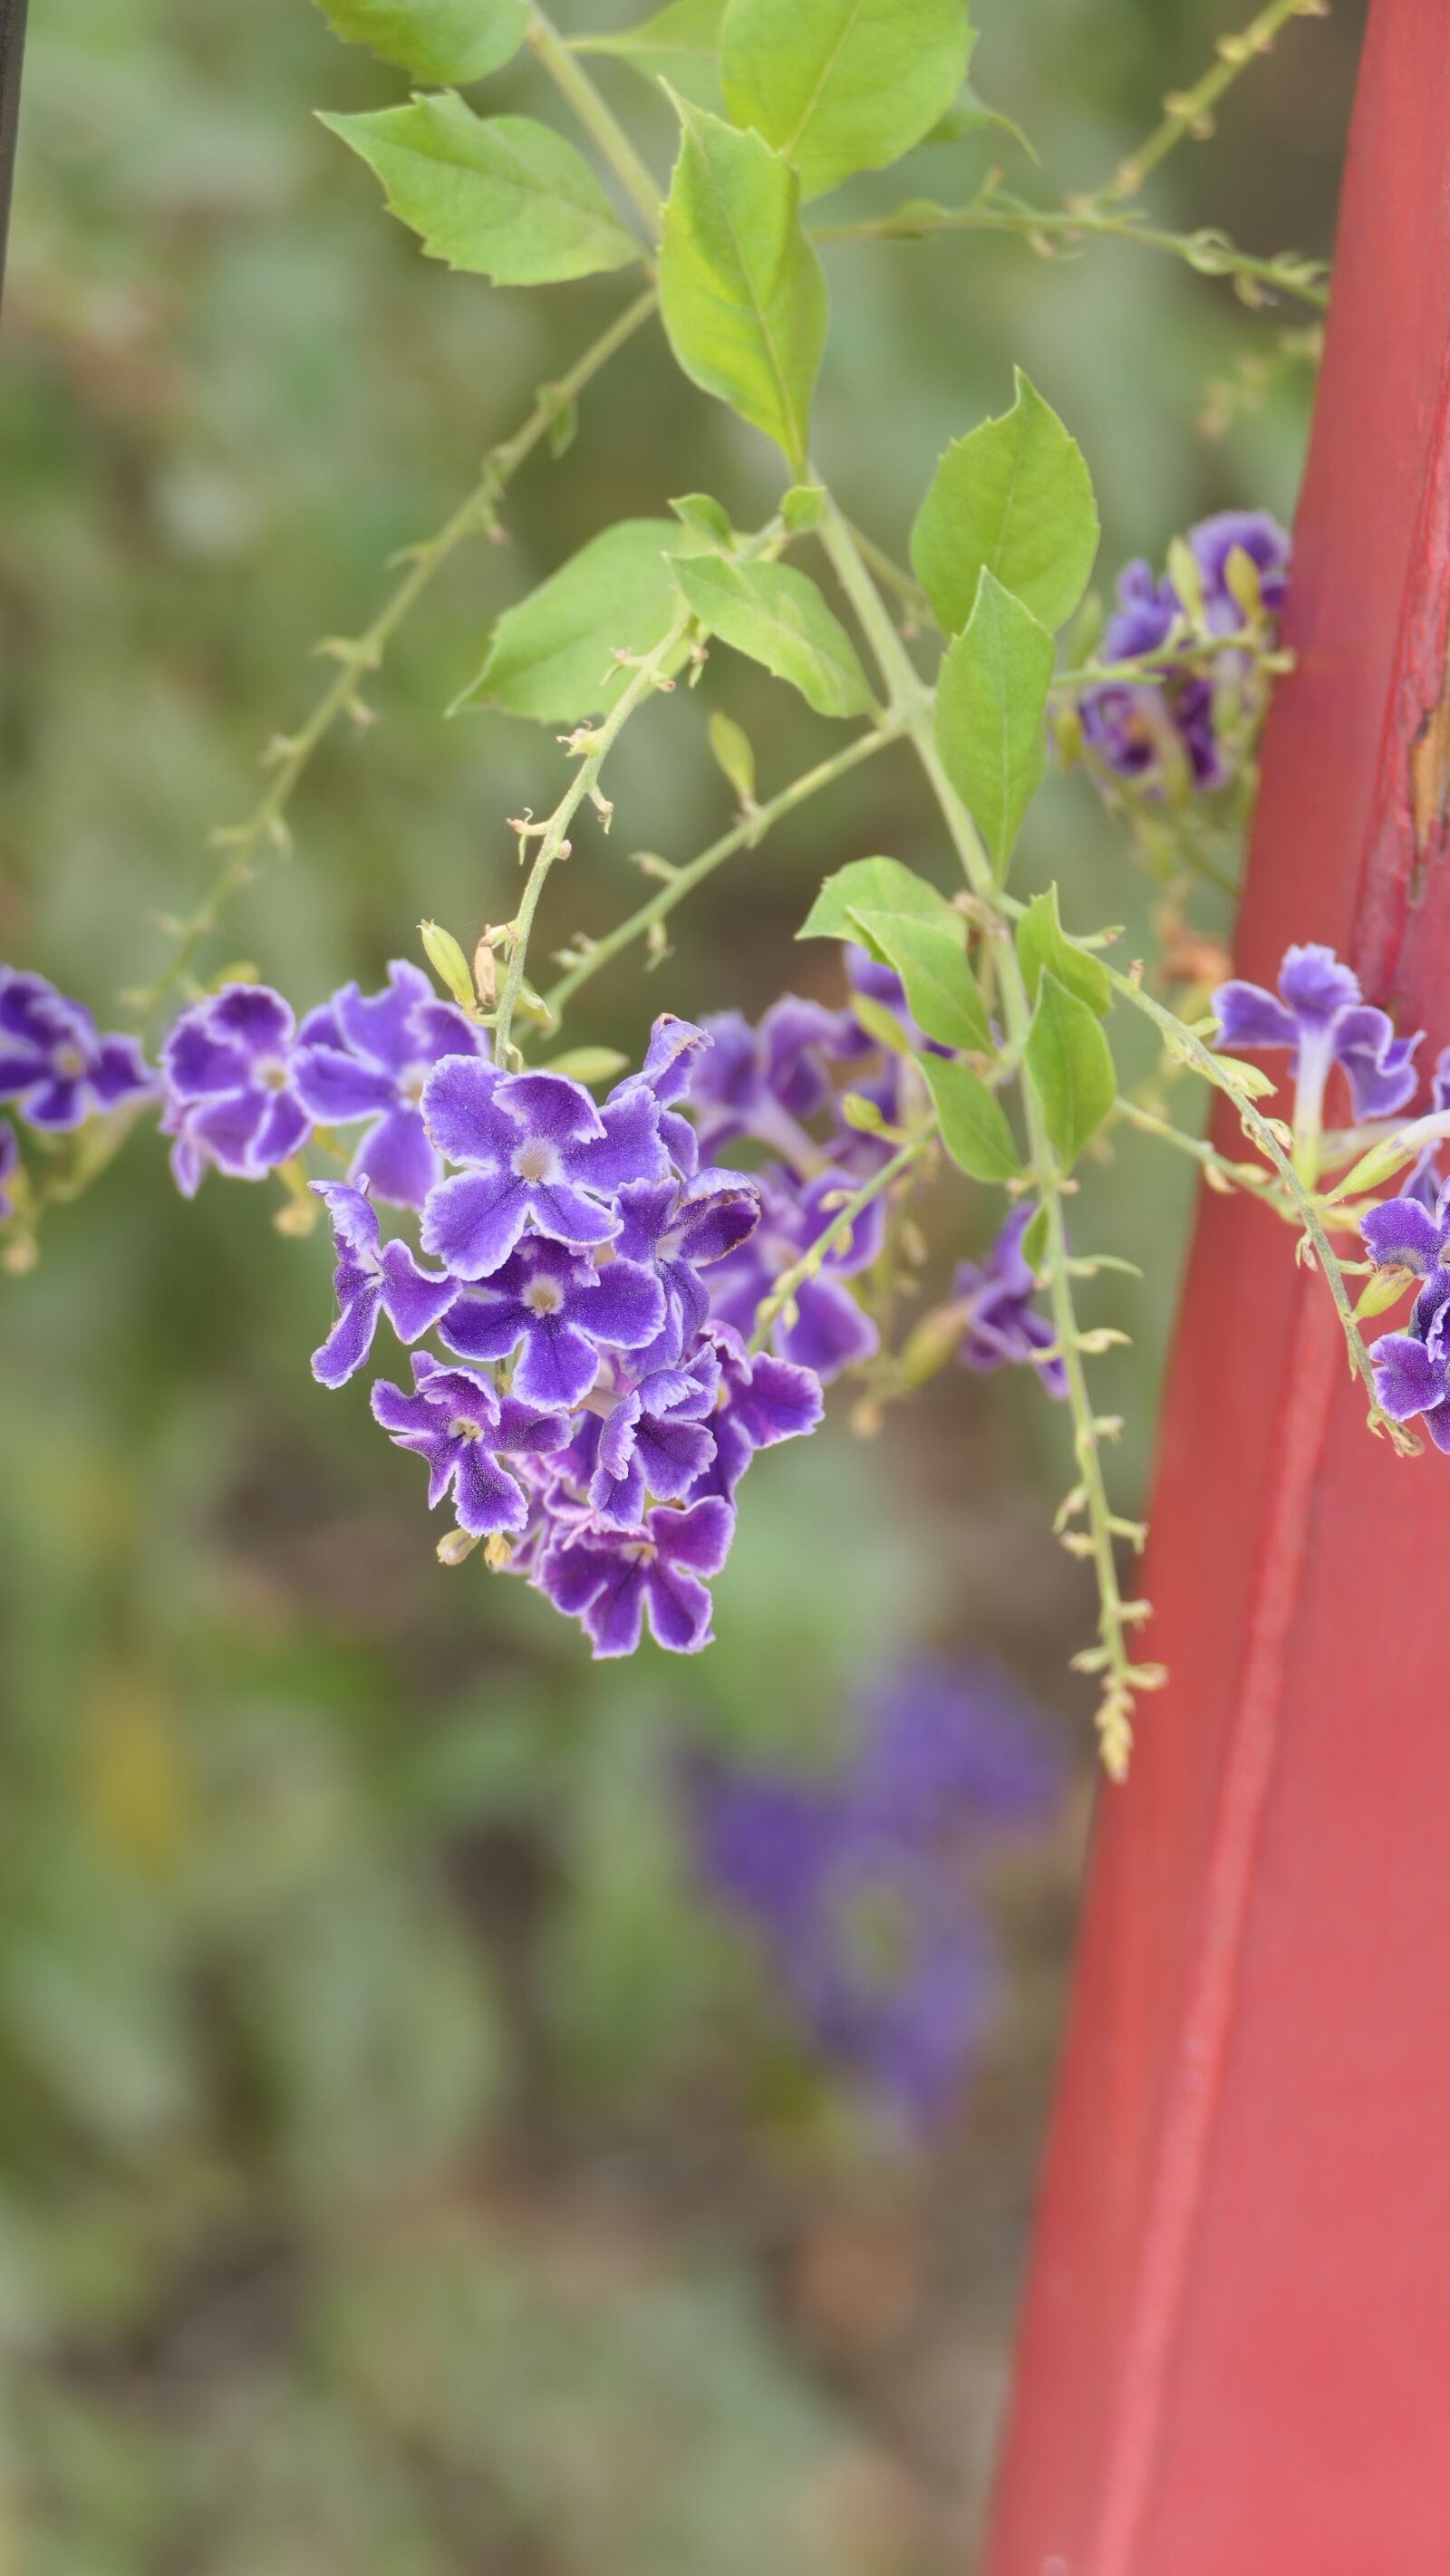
[0,0,1359,2566]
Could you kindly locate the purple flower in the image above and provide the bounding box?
[613,1167,761,1366]
[1213,942,1421,1130]
[0,1119,18,1222]
[420,1060,666,1279]
[588,1346,721,1528]
[688,1322,823,1501]
[952,1205,1065,1396]
[1360,1185,1450,1280]
[1406,1045,1450,1211]
[0,968,155,1133]
[293,960,487,1210]
[1189,508,1290,631]
[308,1181,459,1389]
[687,1656,1062,2133]
[1361,1184,1450,1451]
[707,1167,880,1382]
[160,983,311,1194]
[691,997,857,1165]
[438,1236,665,1409]
[372,1351,573,1536]
[613,1014,711,1179]
[542,1494,735,1657]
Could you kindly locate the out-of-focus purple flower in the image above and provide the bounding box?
[952,1204,1065,1397]
[0,968,156,1133]
[372,1350,572,1536]
[691,997,858,1164]
[707,1167,880,1382]
[438,1235,664,1409]
[1077,512,1290,796]
[308,1181,458,1389]
[0,1119,18,1222]
[1213,942,1421,1130]
[420,1060,666,1278]
[687,1656,1062,2133]
[1189,508,1290,631]
[160,983,311,1195]
[293,959,487,1210]
[542,1495,735,1656]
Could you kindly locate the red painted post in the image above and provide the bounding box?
[983,5,1450,2569]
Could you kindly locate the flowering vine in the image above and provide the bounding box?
[5,0,1402,1780]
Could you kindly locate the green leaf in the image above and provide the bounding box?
[316,97,641,284]
[459,519,707,721]
[933,569,1052,877]
[1020,1202,1049,1269]
[798,854,956,942]
[670,491,735,546]
[1024,971,1116,1167]
[782,483,825,532]
[1015,885,1111,1018]
[574,0,727,113]
[911,367,1098,633]
[846,907,990,1052]
[720,0,970,200]
[849,990,913,1056]
[920,1055,1020,1182]
[659,98,827,470]
[312,0,529,83]
[672,554,873,718]
[708,708,756,801]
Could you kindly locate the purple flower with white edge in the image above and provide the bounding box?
[588,1347,721,1529]
[613,1167,761,1366]
[0,1119,18,1222]
[160,983,312,1195]
[0,967,155,1132]
[420,1060,666,1279]
[542,1495,735,1657]
[1189,508,1290,632]
[293,959,487,1210]
[952,1205,1066,1397]
[1405,1045,1450,1211]
[1213,942,1421,1137]
[308,1180,459,1389]
[1367,1306,1450,1452]
[611,1014,710,1179]
[687,1322,823,1501]
[438,1235,665,1410]
[372,1351,573,1536]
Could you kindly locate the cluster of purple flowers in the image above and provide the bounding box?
[259,989,828,1658]
[0,965,158,1208]
[687,1657,1062,2134]
[1078,508,1290,795]
[1362,1182,1450,1452]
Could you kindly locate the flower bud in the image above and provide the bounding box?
[420,921,477,1014]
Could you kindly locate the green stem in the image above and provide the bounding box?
[749,1135,932,1352]
[817,198,1329,313]
[527,7,663,237]
[133,287,657,1027]
[540,720,900,1020]
[815,488,1147,1774]
[493,612,696,1062]
[1081,0,1327,211]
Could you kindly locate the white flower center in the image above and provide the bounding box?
[513,1140,558,1185]
[53,1043,86,1080]
[448,1415,484,1443]
[257,1056,290,1093]
[397,1062,429,1108]
[522,1278,564,1317]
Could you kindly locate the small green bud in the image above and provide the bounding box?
[708,709,756,807]
[420,921,477,1013]
[839,1091,891,1136]
[1165,535,1205,630]
[437,1528,481,1567]
[1223,543,1262,625]
[545,1046,630,1086]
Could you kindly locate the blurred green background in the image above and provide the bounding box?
[0,5,1360,2569]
